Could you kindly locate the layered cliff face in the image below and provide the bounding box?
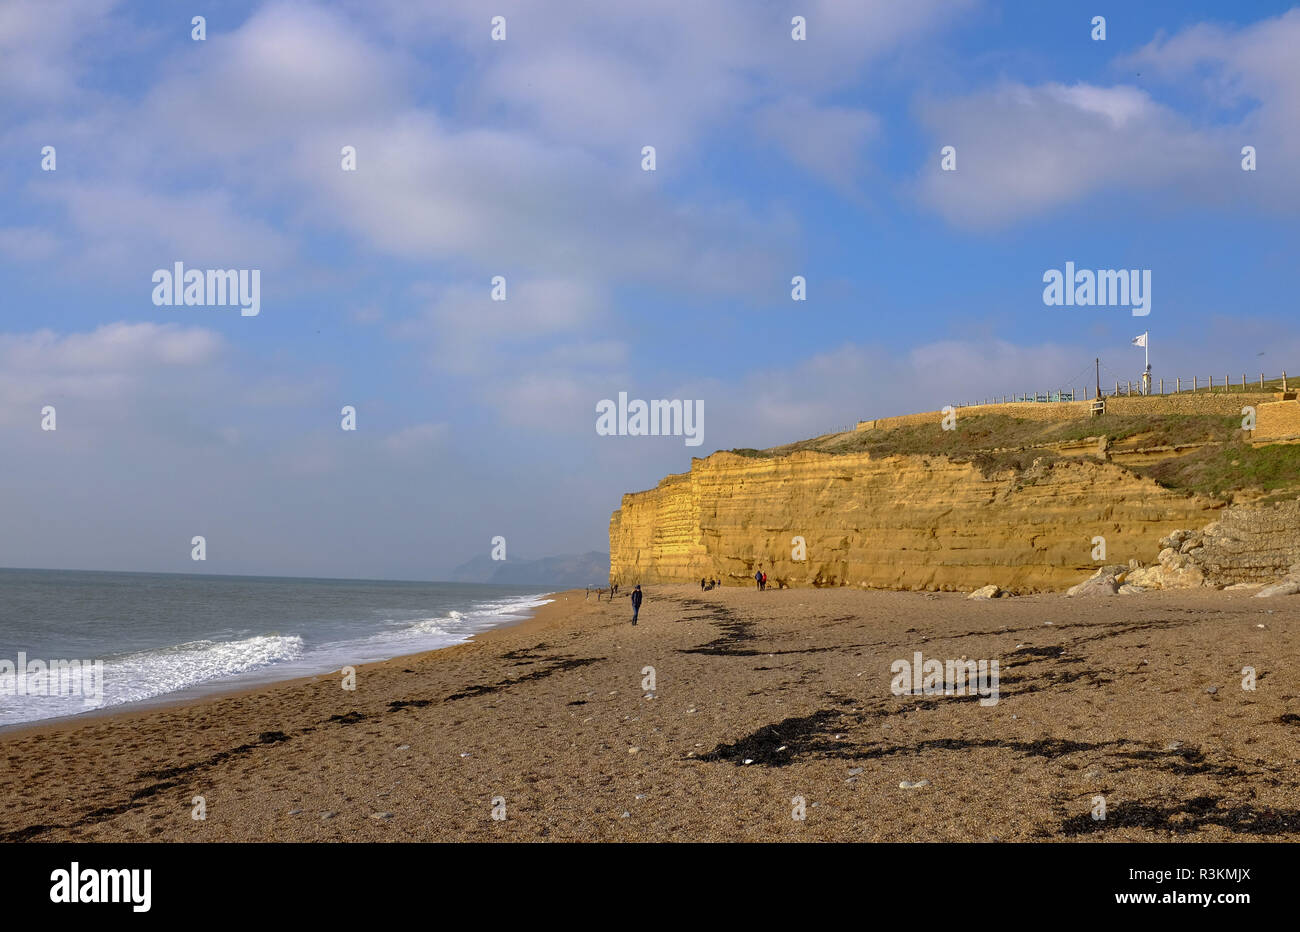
[609,450,1224,592]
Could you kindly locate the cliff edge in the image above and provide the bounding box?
[609,402,1300,592]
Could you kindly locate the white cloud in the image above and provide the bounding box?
[0,226,61,262]
[487,370,610,432]
[295,114,792,293]
[0,0,118,103]
[138,1,412,156]
[353,0,971,156]
[7,0,972,297]
[39,183,295,277]
[918,10,1300,228]
[755,97,879,193]
[0,322,224,429]
[398,277,608,373]
[916,81,1223,227]
[0,321,221,373]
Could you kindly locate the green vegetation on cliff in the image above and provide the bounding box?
[1144,443,1300,500]
[728,413,1300,503]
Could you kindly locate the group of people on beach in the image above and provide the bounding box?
[597,569,769,629]
[585,583,621,601]
[585,581,644,625]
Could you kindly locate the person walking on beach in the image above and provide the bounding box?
[754,568,762,590]
[761,571,768,591]
[631,584,643,625]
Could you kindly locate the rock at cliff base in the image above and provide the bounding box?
[967,584,1001,600]
[1066,565,1126,597]
[1127,546,1208,590]
[1155,563,1206,589]
[1118,584,1147,595]
[1125,565,1161,588]
[1179,535,1205,554]
[1255,580,1300,598]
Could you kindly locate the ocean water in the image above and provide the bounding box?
[0,569,553,728]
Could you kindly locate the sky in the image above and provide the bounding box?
[2,0,1299,580]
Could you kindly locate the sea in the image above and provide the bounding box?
[0,568,554,728]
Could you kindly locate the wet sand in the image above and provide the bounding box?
[2,585,1298,842]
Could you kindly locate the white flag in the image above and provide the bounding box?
[1132,332,1148,348]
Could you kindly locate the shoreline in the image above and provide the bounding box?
[0,589,568,741]
[3,584,1296,842]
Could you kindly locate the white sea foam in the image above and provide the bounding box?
[105,634,306,702]
[0,634,304,726]
[0,590,555,728]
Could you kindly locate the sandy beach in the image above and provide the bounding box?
[3,585,1298,842]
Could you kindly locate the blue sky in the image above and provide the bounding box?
[2,0,1299,579]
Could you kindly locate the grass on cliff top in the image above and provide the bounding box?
[736,413,1242,461]
[726,413,1300,501]
[1141,442,1300,499]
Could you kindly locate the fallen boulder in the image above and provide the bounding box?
[1066,565,1126,597]
[1123,545,1208,591]
[1256,580,1300,598]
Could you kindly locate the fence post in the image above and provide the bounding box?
[1159,378,1164,394]
[1194,376,1198,391]
[1261,373,1265,389]
[1285,371,1289,392]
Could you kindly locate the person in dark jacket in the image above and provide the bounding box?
[630,584,643,625]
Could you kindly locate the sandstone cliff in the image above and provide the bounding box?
[609,450,1224,592]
